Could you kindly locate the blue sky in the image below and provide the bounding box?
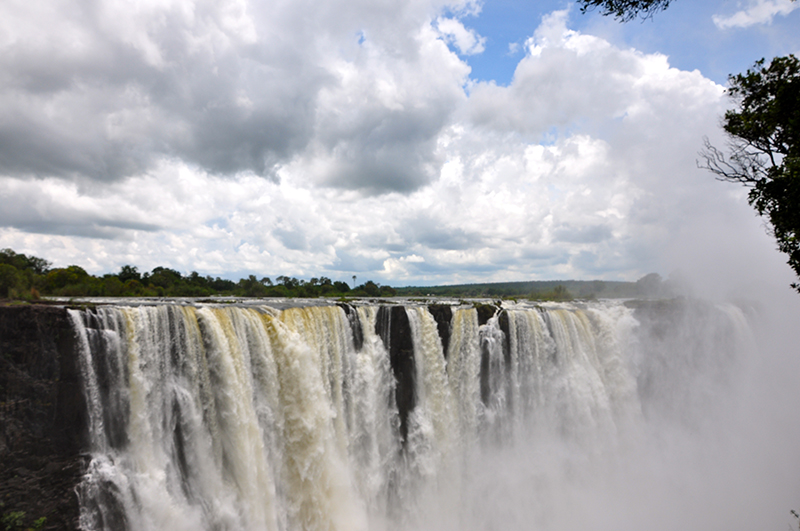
[0,0,798,296]
[463,0,800,85]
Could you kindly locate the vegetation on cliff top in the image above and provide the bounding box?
[0,248,394,299]
[0,248,671,301]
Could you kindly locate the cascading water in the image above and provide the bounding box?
[67,299,760,531]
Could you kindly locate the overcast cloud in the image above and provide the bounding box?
[0,0,797,296]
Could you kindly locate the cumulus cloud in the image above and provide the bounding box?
[466,9,722,142]
[0,0,470,192]
[289,22,469,194]
[0,5,792,294]
[436,17,486,55]
[713,0,799,29]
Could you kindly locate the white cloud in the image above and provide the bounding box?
[436,16,486,55]
[0,0,470,191]
[0,5,792,294]
[713,0,799,29]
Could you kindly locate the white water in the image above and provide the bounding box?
[68,299,796,531]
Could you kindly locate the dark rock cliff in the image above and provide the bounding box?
[426,304,452,359]
[0,304,86,530]
[375,306,416,444]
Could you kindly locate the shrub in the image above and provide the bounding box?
[0,264,23,298]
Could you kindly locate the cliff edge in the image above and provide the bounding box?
[0,304,86,530]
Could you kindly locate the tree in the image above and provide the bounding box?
[276,276,300,289]
[699,55,800,292]
[0,264,23,298]
[576,0,672,21]
[333,280,350,293]
[148,267,182,290]
[361,280,381,296]
[46,265,91,292]
[118,265,141,283]
[0,248,50,274]
[239,274,267,297]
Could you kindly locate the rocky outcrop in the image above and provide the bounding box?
[337,303,364,351]
[473,302,497,326]
[426,304,452,358]
[375,306,416,444]
[0,304,86,530]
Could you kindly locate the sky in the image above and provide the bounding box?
[1,0,799,294]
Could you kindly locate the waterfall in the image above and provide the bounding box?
[68,299,756,531]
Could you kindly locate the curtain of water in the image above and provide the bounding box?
[68,300,753,531]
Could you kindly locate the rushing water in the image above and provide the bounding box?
[67,299,770,531]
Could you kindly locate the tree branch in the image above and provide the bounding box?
[698,137,768,185]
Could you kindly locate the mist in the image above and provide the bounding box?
[66,290,800,531]
[414,291,800,531]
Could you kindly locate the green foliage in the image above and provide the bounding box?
[0,248,375,299]
[147,267,183,289]
[276,276,300,290]
[1,510,25,531]
[102,276,125,296]
[379,285,397,297]
[0,249,50,275]
[361,281,381,297]
[0,264,23,298]
[576,0,671,21]
[117,265,141,283]
[123,279,143,294]
[0,511,45,531]
[0,247,659,301]
[239,275,268,297]
[46,265,90,291]
[0,249,51,299]
[347,280,396,297]
[333,281,350,293]
[701,55,800,292]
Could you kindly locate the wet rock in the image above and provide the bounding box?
[337,303,364,351]
[473,302,498,326]
[0,304,86,530]
[375,306,415,445]
[426,304,452,359]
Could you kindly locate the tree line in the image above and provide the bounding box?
[1,247,675,302]
[0,248,396,299]
[395,273,672,300]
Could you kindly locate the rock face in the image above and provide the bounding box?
[0,304,86,530]
[375,306,416,444]
[337,303,364,351]
[427,304,452,358]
